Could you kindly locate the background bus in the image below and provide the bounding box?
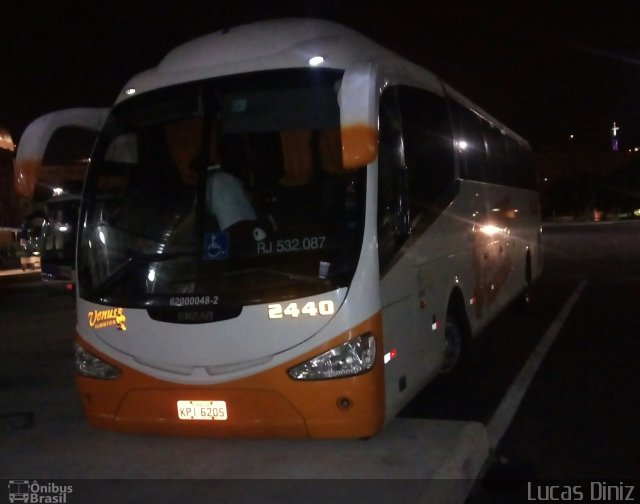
[40,193,81,292]
[15,19,542,439]
[0,226,21,269]
[18,212,43,271]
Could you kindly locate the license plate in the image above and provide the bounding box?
[177,400,228,421]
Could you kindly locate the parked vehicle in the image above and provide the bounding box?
[16,19,542,438]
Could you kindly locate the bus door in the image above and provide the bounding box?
[377,85,452,408]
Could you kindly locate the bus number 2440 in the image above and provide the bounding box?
[268,300,335,319]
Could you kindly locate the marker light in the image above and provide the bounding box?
[384,348,398,364]
[308,56,324,66]
[288,333,376,380]
[75,343,121,379]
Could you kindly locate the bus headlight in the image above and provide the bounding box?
[288,334,376,380]
[74,343,121,379]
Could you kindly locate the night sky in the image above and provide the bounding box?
[3,0,640,152]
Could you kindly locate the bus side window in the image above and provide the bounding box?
[482,120,509,185]
[522,147,537,190]
[510,140,537,190]
[397,86,455,230]
[377,87,410,273]
[453,103,488,182]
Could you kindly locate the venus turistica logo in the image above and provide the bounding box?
[87,307,127,331]
[8,480,73,503]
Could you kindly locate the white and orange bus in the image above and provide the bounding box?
[16,19,542,438]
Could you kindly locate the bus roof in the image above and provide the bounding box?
[114,18,528,147]
[116,19,403,104]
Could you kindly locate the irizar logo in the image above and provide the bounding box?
[8,480,73,503]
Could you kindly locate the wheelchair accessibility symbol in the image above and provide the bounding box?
[204,232,229,260]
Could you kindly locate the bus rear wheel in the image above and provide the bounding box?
[518,252,533,309]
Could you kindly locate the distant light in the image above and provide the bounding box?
[569,134,575,139]
[52,187,64,196]
[98,231,106,244]
[457,140,469,150]
[544,177,549,182]
[308,56,324,66]
[147,268,156,282]
[635,147,639,152]
[479,224,505,236]
[58,226,69,232]
[124,88,136,96]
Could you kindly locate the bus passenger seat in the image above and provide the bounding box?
[279,130,312,186]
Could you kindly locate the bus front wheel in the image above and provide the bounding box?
[441,316,464,374]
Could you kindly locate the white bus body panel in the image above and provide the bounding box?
[115,19,399,105]
[77,289,344,383]
[379,178,541,418]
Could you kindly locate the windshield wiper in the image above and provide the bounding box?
[221,268,331,286]
[93,251,193,297]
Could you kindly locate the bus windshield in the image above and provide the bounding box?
[77,69,366,308]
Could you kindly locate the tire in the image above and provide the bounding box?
[440,316,464,374]
[518,254,533,309]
